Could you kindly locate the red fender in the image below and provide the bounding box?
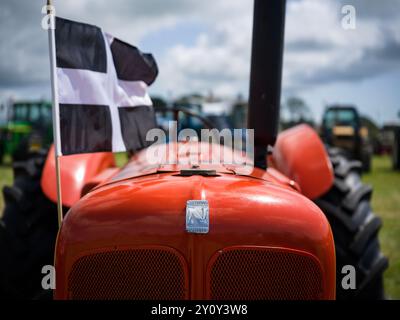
[41,145,116,207]
[272,124,334,199]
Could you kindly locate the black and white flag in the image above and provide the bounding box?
[53,17,158,155]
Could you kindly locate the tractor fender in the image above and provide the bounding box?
[41,145,116,207]
[272,124,334,200]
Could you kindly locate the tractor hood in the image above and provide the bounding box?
[55,144,336,299]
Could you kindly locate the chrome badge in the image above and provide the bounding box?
[186,200,209,234]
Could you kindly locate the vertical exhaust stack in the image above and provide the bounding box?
[248,0,286,169]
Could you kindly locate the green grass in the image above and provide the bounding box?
[0,154,399,298]
[363,156,400,299]
[114,152,128,167]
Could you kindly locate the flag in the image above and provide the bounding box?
[53,17,158,155]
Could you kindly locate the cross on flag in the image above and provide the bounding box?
[53,17,158,155]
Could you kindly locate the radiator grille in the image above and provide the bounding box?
[208,248,324,300]
[68,248,187,300]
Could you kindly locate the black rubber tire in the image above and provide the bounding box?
[393,128,400,171]
[0,150,58,299]
[315,147,388,299]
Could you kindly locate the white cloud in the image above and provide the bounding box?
[282,0,394,91]
[155,0,253,97]
[0,0,400,102]
[153,0,400,97]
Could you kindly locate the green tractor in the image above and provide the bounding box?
[321,105,373,172]
[0,101,53,163]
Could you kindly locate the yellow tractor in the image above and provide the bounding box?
[321,106,372,172]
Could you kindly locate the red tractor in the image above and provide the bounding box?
[0,1,387,300]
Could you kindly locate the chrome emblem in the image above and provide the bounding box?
[186,200,209,234]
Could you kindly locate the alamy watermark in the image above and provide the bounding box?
[41,265,56,290]
[341,265,356,290]
[145,121,255,171]
[341,5,356,30]
[41,4,56,30]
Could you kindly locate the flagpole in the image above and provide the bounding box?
[47,0,63,227]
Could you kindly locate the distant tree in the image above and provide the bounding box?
[175,93,204,104]
[286,97,311,123]
[280,97,315,130]
[236,93,245,104]
[151,96,167,108]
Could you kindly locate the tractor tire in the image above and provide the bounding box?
[315,148,388,299]
[0,150,59,299]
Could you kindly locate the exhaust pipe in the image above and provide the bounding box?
[247,0,286,169]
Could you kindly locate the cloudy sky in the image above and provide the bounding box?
[1,0,400,124]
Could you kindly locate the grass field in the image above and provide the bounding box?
[0,154,399,298]
[363,156,400,299]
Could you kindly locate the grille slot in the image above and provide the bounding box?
[68,248,187,300]
[208,248,324,300]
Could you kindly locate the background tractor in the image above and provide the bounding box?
[320,105,373,172]
[0,100,53,163]
[0,0,387,300]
